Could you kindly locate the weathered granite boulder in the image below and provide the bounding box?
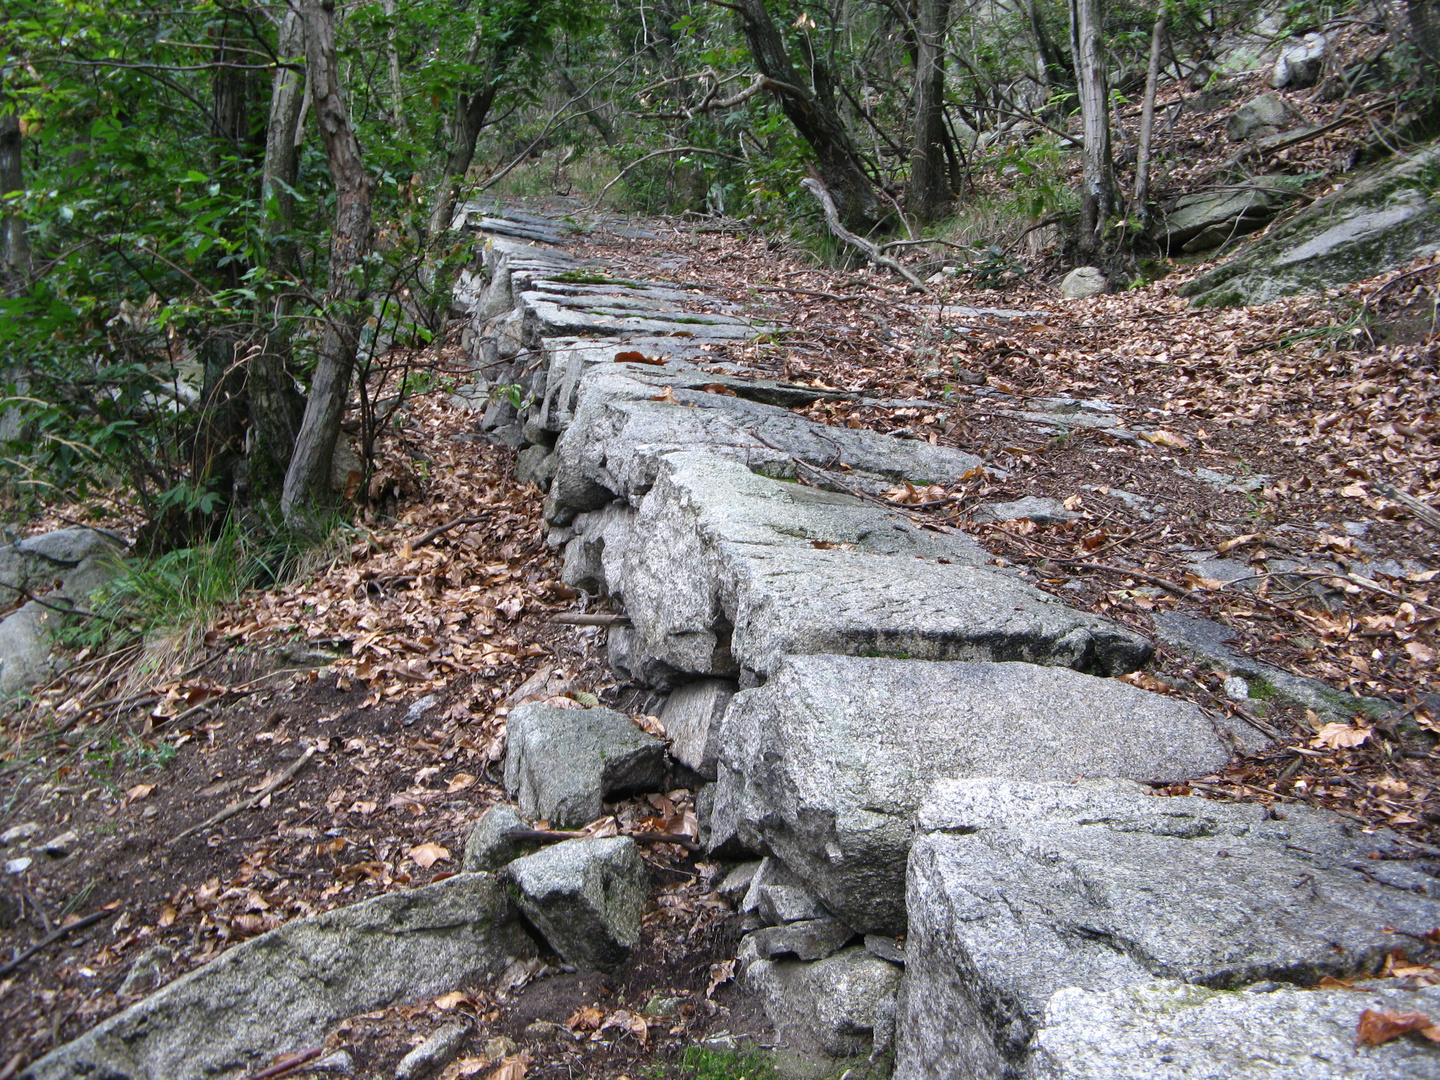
[1181,140,1440,306]
[1227,93,1298,141]
[462,804,536,873]
[506,837,647,972]
[713,657,1235,934]
[0,601,62,696]
[503,704,666,827]
[972,496,1077,526]
[894,778,1440,1080]
[1059,268,1106,299]
[1271,33,1327,89]
[1153,187,1290,254]
[746,918,856,962]
[609,453,1149,686]
[24,874,533,1080]
[514,445,557,491]
[1030,979,1440,1080]
[659,678,736,779]
[742,944,903,1059]
[546,366,986,515]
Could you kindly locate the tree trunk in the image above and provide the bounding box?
[382,0,407,132]
[908,0,952,222]
[1410,0,1440,94]
[1069,0,1116,255]
[0,95,29,284]
[1132,11,1166,217]
[281,0,373,528]
[734,0,881,231]
[246,9,309,508]
[428,25,500,241]
[557,68,615,146]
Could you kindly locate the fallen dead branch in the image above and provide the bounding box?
[410,514,489,550]
[169,743,318,845]
[0,908,115,979]
[242,1048,324,1080]
[799,178,925,290]
[548,612,631,626]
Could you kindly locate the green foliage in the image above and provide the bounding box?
[665,1045,782,1080]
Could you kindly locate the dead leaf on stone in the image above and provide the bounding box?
[125,783,155,802]
[434,990,469,1011]
[409,842,450,869]
[1355,1008,1440,1046]
[1314,722,1371,750]
[1216,533,1260,554]
[652,386,678,403]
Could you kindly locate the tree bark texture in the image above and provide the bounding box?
[281,0,373,527]
[427,25,502,240]
[735,0,881,231]
[908,0,952,222]
[1132,11,1166,215]
[0,97,29,283]
[382,0,407,132]
[262,9,307,237]
[1069,0,1116,254]
[1410,0,1440,93]
[557,68,615,146]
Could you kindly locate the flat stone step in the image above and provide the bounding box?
[545,366,986,514]
[896,777,1440,1080]
[519,295,761,342]
[602,453,1150,684]
[711,657,1235,935]
[24,875,532,1080]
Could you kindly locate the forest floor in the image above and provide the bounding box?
[3,148,1440,1076]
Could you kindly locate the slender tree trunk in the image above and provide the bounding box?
[428,25,500,240]
[734,0,881,231]
[1410,0,1440,93]
[1132,11,1166,217]
[909,0,952,222]
[281,0,373,527]
[382,0,407,132]
[1069,0,1116,255]
[557,68,615,146]
[0,97,29,283]
[248,8,308,507]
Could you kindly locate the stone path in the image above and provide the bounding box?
[461,209,1440,1078]
[23,205,1439,1080]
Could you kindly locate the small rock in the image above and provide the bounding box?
[462,804,534,873]
[642,994,684,1016]
[1227,93,1298,142]
[973,496,1078,526]
[1060,267,1106,299]
[395,1021,470,1080]
[522,1021,566,1042]
[405,694,440,725]
[744,944,902,1058]
[717,860,762,902]
[119,945,174,997]
[740,857,810,917]
[5,856,32,875]
[312,1050,355,1074]
[747,918,855,962]
[483,1036,517,1061]
[0,821,40,846]
[507,837,647,972]
[42,830,78,857]
[758,885,828,926]
[1271,33,1326,89]
[660,678,736,780]
[864,934,906,965]
[503,703,666,827]
[514,446,558,491]
[1224,675,1250,701]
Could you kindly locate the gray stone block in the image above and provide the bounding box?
[714,656,1234,934]
[743,945,902,1059]
[507,837,646,972]
[894,778,1440,1080]
[503,703,666,827]
[747,918,855,962]
[660,678,736,780]
[1031,979,1440,1080]
[611,453,1149,685]
[24,874,532,1080]
[462,804,534,873]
